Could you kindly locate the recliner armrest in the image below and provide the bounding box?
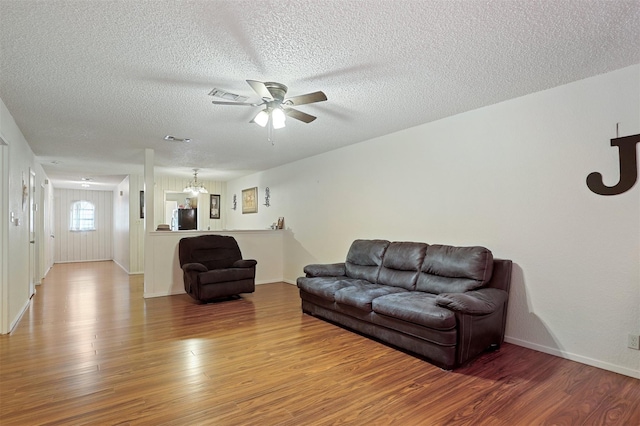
[304,263,346,277]
[435,288,507,315]
[182,262,208,273]
[232,259,257,268]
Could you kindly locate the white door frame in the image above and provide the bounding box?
[0,135,9,333]
[28,169,36,296]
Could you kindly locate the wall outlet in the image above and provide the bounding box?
[628,334,640,350]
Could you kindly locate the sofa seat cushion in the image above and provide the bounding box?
[335,282,407,311]
[198,267,255,285]
[297,277,357,301]
[372,292,456,330]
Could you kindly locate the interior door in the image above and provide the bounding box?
[28,169,36,297]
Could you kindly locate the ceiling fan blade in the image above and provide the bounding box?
[285,91,327,106]
[211,100,260,106]
[246,80,273,100]
[285,108,317,123]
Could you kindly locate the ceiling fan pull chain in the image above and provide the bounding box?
[268,122,274,146]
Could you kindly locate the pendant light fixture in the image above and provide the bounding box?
[183,169,208,194]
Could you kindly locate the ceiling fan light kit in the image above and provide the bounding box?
[253,109,270,127]
[210,80,327,133]
[271,108,286,129]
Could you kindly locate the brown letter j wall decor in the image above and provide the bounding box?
[586,133,640,196]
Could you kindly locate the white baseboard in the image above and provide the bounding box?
[143,279,290,298]
[255,278,284,285]
[144,290,185,299]
[8,298,31,334]
[504,336,640,379]
[112,259,128,274]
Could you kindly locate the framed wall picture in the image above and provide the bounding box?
[242,187,258,214]
[139,190,144,219]
[210,194,221,219]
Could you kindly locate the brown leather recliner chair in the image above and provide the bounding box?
[178,235,257,302]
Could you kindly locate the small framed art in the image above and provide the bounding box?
[242,187,258,214]
[210,194,221,219]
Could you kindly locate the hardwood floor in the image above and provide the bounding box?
[1,262,638,425]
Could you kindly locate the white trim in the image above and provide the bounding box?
[504,336,640,379]
[8,298,30,334]
[255,278,283,285]
[0,135,8,334]
[149,229,280,235]
[143,290,185,299]
[143,281,281,299]
[54,259,113,264]
[112,258,129,274]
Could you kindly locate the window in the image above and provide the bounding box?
[70,200,95,231]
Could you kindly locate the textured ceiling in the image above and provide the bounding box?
[1,0,639,189]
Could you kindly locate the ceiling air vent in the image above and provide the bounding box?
[208,88,248,103]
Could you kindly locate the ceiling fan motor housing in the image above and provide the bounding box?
[264,82,288,102]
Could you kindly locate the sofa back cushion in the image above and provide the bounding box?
[377,242,428,290]
[179,235,242,270]
[416,244,493,294]
[345,239,390,283]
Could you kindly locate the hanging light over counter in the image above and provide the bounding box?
[183,169,208,194]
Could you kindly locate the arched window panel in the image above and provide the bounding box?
[69,200,96,231]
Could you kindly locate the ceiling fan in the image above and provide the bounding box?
[209,80,327,129]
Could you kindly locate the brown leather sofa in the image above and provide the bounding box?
[179,235,257,302]
[297,239,512,369]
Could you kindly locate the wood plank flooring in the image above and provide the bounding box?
[1,261,638,425]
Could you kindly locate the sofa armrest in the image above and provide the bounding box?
[233,259,257,268]
[182,262,208,273]
[435,288,507,315]
[304,263,346,277]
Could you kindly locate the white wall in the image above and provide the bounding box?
[41,179,55,278]
[222,180,282,231]
[113,176,131,272]
[144,230,283,298]
[53,188,114,262]
[226,65,640,378]
[0,96,53,333]
[116,174,228,275]
[127,174,145,274]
